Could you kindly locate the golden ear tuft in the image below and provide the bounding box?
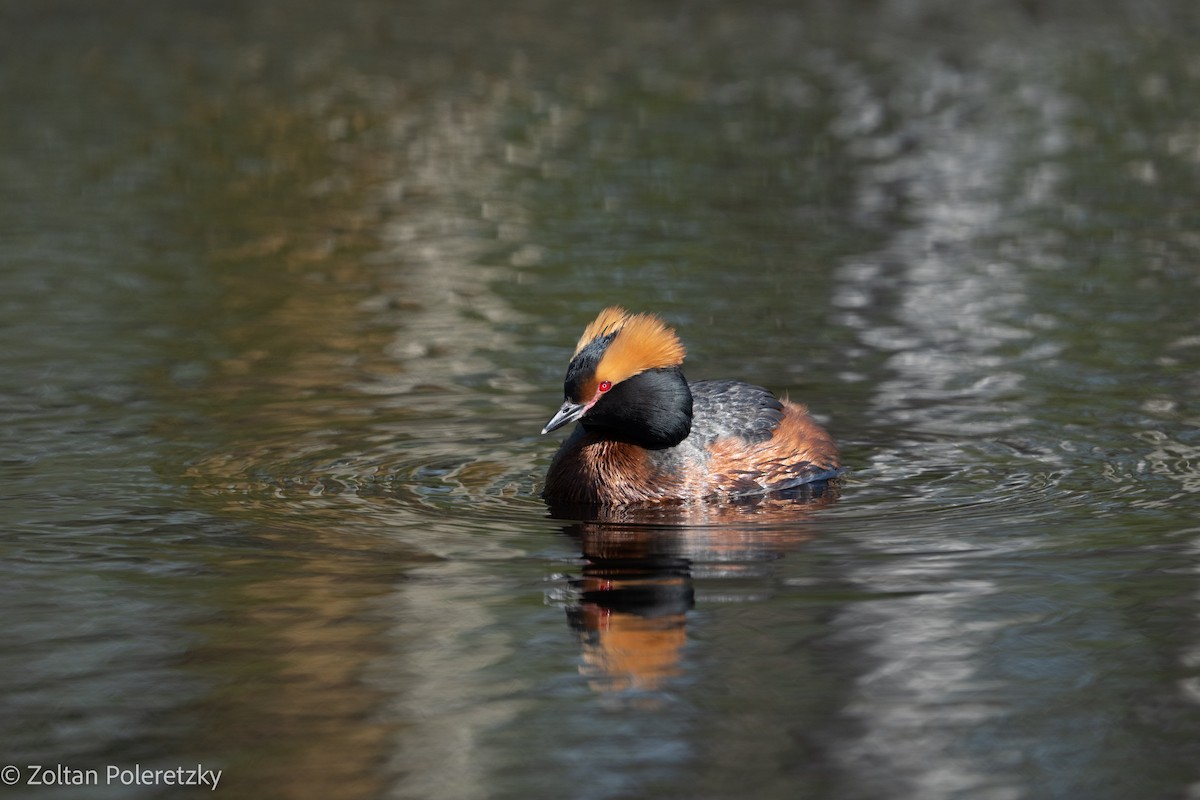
[574,307,686,385]
[574,306,631,354]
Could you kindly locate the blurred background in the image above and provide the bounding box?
[2,1,1199,798]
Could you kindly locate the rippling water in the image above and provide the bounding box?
[3,1,1200,798]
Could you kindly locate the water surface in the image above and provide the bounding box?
[3,1,1200,798]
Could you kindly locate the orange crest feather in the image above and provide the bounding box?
[574,306,686,386]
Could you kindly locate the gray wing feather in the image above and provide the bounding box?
[688,380,783,445]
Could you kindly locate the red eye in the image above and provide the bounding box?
[598,380,612,393]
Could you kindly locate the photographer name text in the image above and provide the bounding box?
[5,763,222,791]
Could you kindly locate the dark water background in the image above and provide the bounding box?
[3,1,1200,798]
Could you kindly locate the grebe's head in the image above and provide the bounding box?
[542,307,691,446]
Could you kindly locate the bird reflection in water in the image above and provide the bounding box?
[549,482,840,694]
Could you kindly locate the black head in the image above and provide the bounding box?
[542,307,692,446]
[579,367,693,449]
[563,330,617,404]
